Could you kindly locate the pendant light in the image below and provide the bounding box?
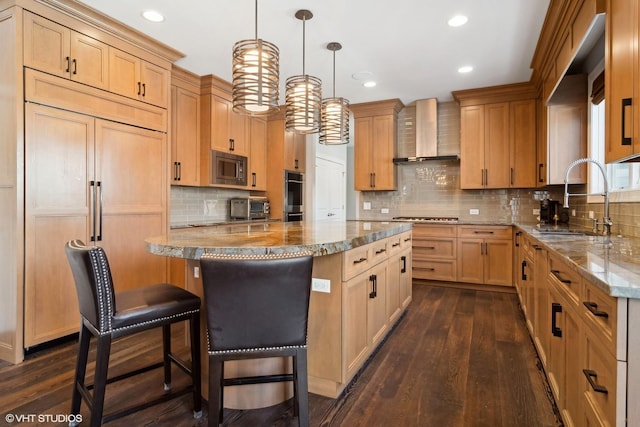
[320,42,350,145]
[232,0,279,115]
[285,10,322,134]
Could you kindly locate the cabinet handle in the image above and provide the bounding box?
[295,159,299,169]
[474,230,495,234]
[229,138,234,151]
[369,274,377,299]
[391,242,400,247]
[252,172,257,187]
[533,244,542,251]
[583,301,609,318]
[480,168,484,186]
[375,248,386,255]
[515,231,521,247]
[538,163,544,183]
[583,369,608,394]
[137,81,142,96]
[622,98,632,146]
[177,162,181,181]
[415,267,435,272]
[521,260,527,281]
[551,302,562,337]
[372,173,376,188]
[484,169,488,186]
[353,257,367,264]
[65,56,70,73]
[96,181,103,242]
[72,58,77,75]
[550,269,571,284]
[404,238,411,243]
[424,246,436,250]
[89,181,96,241]
[173,161,178,181]
[401,255,407,273]
[510,167,514,186]
[141,83,146,97]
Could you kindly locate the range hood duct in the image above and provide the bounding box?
[393,98,459,163]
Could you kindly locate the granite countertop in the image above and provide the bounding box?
[147,220,412,259]
[516,224,640,299]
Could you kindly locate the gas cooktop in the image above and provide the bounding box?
[392,216,459,223]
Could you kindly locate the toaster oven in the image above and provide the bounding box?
[230,197,270,220]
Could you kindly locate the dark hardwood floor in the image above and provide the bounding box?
[0,283,562,426]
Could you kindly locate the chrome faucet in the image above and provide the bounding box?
[563,158,612,237]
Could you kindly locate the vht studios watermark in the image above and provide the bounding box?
[4,413,83,424]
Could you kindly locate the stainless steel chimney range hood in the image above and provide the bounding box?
[393,98,459,163]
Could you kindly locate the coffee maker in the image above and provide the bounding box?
[539,199,564,224]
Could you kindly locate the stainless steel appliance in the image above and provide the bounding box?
[230,197,270,220]
[284,170,304,222]
[211,150,247,186]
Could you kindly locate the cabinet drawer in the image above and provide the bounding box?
[457,225,511,240]
[413,238,456,260]
[387,234,403,255]
[413,224,456,238]
[343,244,371,281]
[399,230,412,249]
[582,326,619,427]
[413,259,457,281]
[547,252,581,306]
[582,282,619,359]
[370,239,389,264]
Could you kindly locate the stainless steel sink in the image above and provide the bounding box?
[534,227,599,237]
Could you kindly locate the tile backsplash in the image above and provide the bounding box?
[170,186,250,227]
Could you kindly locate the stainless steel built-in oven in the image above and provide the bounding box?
[284,170,303,222]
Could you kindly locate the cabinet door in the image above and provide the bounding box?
[354,117,373,190]
[548,103,588,184]
[533,246,550,367]
[484,102,510,188]
[140,61,169,107]
[460,105,485,189]
[343,273,369,381]
[23,11,70,79]
[371,115,396,190]
[367,262,388,348]
[510,99,537,188]
[249,117,267,190]
[109,47,141,100]
[171,86,200,186]
[229,103,249,156]
[70,31,109,89]
[95,120,167,292]
[484,239,513,286]
[284,129,305,172]
[211,95,248,155]
[386,253,402,324]
[24,104,93,346]
[399,249,412,309]
[457,239,484,284]
[605,0,637,163]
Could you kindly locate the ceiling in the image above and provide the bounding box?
[76,0,550,105]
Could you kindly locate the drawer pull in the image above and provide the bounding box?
[404,238,411,242]
[415,267,435,272]
[392,242,401,247]
[551,269,571,284]
[353,257,367,264]
[551,302,563,337]
[424,246,436,250]
[375,248,386,255]
[583,369,608,394]
[533,245,542,251]
[473,230,495,234]
[583,301,609,318]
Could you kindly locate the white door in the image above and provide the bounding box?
[315,156,346,221]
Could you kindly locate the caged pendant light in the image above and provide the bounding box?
[232,0,280,115]
[320,42,350,145]
[285,10,322,134]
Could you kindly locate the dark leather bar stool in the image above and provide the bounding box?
[64,240,202,427]
[199,252,314,427]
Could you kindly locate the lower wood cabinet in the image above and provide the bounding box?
[457,225,513,286]
[412,224,457,281]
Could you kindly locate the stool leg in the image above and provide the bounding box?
[208,356,223,427]
[294,349,309,427]
[162,324,172,391]
[189,313,202,418]
[70,323,91,426]
[91,334,112,427]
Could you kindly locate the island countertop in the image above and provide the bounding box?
[146,220,413,259]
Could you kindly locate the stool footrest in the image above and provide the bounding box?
[102,385,194,424]
[224,373,294,386]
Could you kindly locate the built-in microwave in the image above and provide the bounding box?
[211,150,247,186]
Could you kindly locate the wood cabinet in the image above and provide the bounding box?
[455,90,537,189]
[248,117,268,190]
[387,231,413,324]
[412,224,457,281]
[24,103,168,347]
[170,67,201,186]
[204,94,249,156]
[108,47,170,108]
[514,231,535,333]
[351,99,403,191]
[457,225,513,286]
[23,11,109,90]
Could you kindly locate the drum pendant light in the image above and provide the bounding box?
[285,10,322,134]
[320,42,350,145]
[232,0,279,115]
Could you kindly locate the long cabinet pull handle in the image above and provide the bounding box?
[252,172,257,187]
[72,58,77,75]
[65,56,70,73]
[583,369,608,394]
[521,260,527,281]
[401,256,407,273]
[480,169,484,186]
[177,162,181,181]
[538,163,544,183]
[137,81,142,96]
[96,181,103,242]
[515,231,521,247]
[583,301,609,318]
[369,274,377,299]
[551,302,563,337]
[142,83,146,97]
[510,167,514,186]
[550,269,571,284]
[173,162,178,181]
[229,139,234,151]
[353,257,367,264]
[90,181,96,241]
[622,98,632,146]
[415,267,435,271]
[474,230,495,234]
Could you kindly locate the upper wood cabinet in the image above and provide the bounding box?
[606,0,640,162]
[454,84,537,190]
[170,67,201,186]
[109,47,169,108]
[284,128,306,172]
[351,99,403,191]
[249,117,267,190]
[23,11,109,90]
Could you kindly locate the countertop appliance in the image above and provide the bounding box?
[211,150,247,186]
[230,197,270,220]
[539,199,568,224]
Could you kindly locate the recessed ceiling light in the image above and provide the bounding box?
[352,71,374,81]
[363,81,377,88]
[458,66,473,73]
[448,15,468,27]
[142,10,165,23]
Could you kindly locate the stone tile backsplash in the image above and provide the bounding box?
[170,185,249,227]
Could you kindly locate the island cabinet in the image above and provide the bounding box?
[514,231,536,333]
[387,231,413,323]
[412,223,457,282]
[457,225,513,286]
[351,99,403,191]
[170,66,201,186]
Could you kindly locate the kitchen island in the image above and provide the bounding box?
[146,220,413,408]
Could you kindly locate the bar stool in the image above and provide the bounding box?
[64,240,202,427]
[199,252,314,427]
